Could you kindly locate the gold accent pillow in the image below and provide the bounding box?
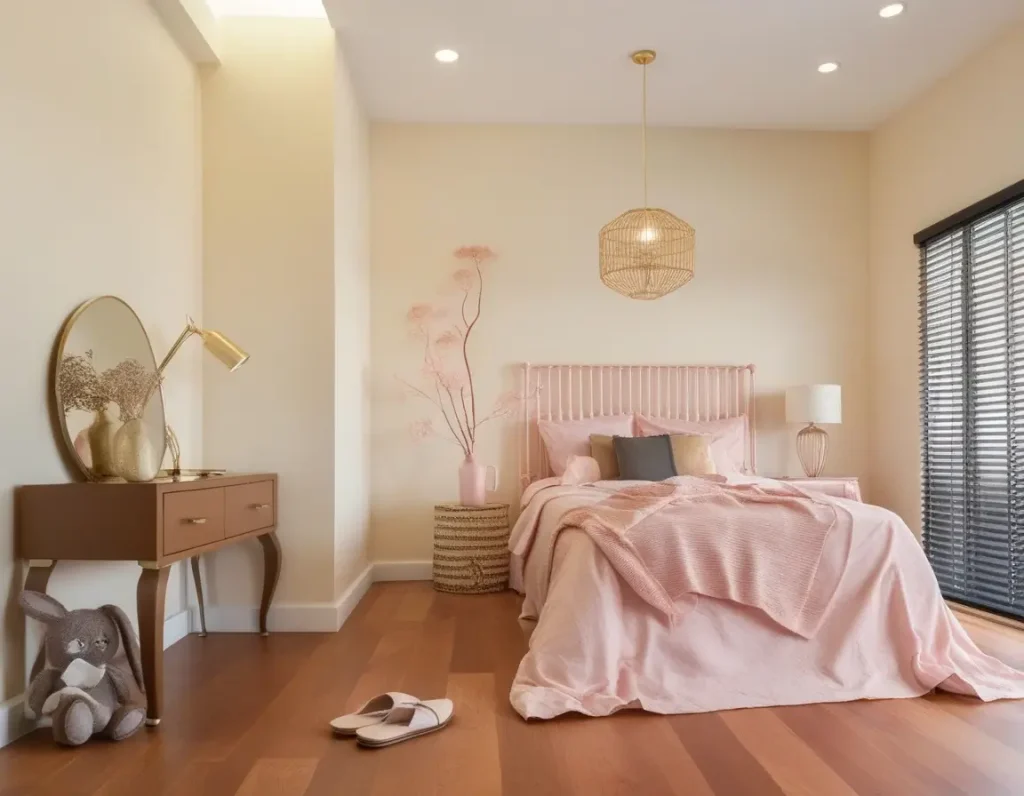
[589,434,619,479]
[669,434,717,476]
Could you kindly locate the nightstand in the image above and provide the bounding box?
[774,476,862,502]
[433,503,510,594]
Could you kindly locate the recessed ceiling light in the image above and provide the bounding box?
[879,3,905,18]
[435,49,459,64]
[818,62,840,74]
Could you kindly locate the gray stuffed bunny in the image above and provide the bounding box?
[20,591,147,746]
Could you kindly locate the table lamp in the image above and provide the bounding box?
[158,315,248,375]
[157,316,248,475]
[785,384,841,477]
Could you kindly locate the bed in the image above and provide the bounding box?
[508,363,1024,720]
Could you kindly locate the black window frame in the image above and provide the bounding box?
[917,178,1024,622]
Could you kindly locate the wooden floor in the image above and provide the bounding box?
[2,582,1024,796]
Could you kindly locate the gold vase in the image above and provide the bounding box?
[87,409,118,477]
[113,418,159,482]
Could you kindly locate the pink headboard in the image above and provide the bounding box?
[518,363,757,488]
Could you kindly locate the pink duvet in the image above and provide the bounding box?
[509,476,1024,720]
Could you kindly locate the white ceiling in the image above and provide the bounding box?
[324,0,1024,130]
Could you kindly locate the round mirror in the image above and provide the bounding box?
[55,297,166,482]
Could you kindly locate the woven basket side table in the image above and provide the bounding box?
[433,503,510,594]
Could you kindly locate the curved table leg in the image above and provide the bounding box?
[190,556,208,637]
[24,561,57,681]
[137,565,170,727]
[257,532,281,636]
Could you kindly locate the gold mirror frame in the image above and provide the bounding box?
[54,296,167,482]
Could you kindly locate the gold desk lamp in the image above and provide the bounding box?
[159,316,248,477]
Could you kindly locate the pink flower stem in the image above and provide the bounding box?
[399,377,469,457]
[461,255,484,434]
[436,381,472,454]
[459,387,474,445]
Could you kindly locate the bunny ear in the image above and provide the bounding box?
[100,605,145,694]
[20,591,67,623]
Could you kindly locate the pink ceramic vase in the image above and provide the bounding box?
[459,454,498,506]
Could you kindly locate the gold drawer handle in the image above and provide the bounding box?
[250,503,270,510]
[185,517,207,525]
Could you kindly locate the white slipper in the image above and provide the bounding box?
[355,699,454,748]
[330,692,419,736]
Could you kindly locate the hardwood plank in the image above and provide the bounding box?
[866,697,1024,794]
[929,692,1024,747]
[448,594,507,674]
[610,713,716,796]
[720,708,857,796]
[489,597,575,796]
[393,585,435,623]
[826,701,984,796]
[777,702,953,796]
[97,634,329,796]
[668,711,787,796]
[233,758,317,796]
[548,715,679,796]
[400,618,456,699]
[343,624,424,714]
[434,673,502,796]
[360,583,412,628]
[195,628,381,795]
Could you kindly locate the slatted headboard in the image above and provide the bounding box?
[518,363,757,488]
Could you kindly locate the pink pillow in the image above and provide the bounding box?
[537,414,634,476]
[560,455,602,486]
[636,415,748,474]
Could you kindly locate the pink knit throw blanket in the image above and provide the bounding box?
[558,478,851,639]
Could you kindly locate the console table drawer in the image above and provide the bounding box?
[163,489,225,555]
[226,480,275,538]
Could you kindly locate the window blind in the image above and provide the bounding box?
[919,194,1024,620]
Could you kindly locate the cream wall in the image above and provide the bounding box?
[202,21,371,613]
[333,46,372,595]
[370,124,870,561]
[868,23,1024,534]
[0,0,202,703]
[202,19,338,609]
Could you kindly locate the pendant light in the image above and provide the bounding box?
[599,50,695,300]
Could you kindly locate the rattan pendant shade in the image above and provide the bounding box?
[599,51,695,300]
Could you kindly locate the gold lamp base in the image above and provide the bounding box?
[796,423,829,477]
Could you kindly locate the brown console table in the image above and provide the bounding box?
[15,473,279,726]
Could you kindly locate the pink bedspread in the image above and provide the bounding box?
[509,476,1024,720]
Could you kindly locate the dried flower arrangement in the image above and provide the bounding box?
[58,352,161,421]
[57,350,107,413]
[401,246,521,457]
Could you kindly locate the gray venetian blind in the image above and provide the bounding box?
[919,195,1024,620]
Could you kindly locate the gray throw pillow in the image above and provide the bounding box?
[613,435,678,481]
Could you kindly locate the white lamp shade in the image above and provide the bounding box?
[786,384,842,425]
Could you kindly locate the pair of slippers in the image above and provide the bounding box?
[330,692,454,748]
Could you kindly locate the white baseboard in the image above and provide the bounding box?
[337,564,374,627]
[164,609,192,649]
[184,560,429,632]
[0,696,29,749]
[372,560,432,582]
[191,564,376,633]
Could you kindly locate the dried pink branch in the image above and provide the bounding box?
[410,418,434,440]
[400,245,528,454]
[453,268,475,290]
[454,245,495,261]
